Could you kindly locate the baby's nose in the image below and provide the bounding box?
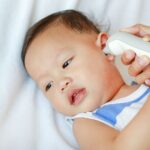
[60,77,72,92]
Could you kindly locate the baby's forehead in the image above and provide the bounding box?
[33,25,74,43]
[27,23,96,60]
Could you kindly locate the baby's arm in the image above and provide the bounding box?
[73,118,119,150]
[73,96,150,150]
[115,95,150,150]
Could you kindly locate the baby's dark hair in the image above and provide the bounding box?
[21,9,101,68]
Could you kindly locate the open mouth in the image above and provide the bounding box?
[69,88,87,105]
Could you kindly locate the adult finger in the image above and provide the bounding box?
[135,66,150,85]
[128,56,150,76]
[121,50,136,65]
[143,35,150,42]
[144,79,150,86]
[120,24,150,37]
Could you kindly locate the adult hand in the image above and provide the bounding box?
[121,24,150,40]
[120,24,150,85]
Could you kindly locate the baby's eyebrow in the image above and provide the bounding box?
[56,48,72,62]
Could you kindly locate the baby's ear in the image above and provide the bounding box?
[96,32,109,49]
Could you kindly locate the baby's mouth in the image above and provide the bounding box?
[68,88,87,105]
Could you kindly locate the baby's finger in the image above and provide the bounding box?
[121,50,136,65]
[135,66,150,85]
[128,56,150,76]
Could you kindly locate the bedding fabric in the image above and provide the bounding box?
[0,0,150,149]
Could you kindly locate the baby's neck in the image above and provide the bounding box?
[111,83,140,101]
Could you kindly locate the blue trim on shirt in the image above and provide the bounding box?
[92,87,150,126]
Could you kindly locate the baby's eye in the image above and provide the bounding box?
[62,58,73,69]
[45,82,52,92]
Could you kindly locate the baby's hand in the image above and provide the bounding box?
[121,50,150,86]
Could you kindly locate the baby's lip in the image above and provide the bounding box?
[68,88,87,105]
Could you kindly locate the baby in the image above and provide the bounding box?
[22,10,150,149]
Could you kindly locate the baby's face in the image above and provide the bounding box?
[25,25,123,116]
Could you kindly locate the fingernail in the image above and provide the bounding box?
[145,79,150,85]
[137,56,150,66]
[124,50,134,59]
[143,36,150,42]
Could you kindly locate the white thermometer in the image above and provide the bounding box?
[104,32,150,57]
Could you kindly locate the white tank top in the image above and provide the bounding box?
[66,84,150,131]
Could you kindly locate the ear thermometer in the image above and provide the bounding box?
[104,32,150,57]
